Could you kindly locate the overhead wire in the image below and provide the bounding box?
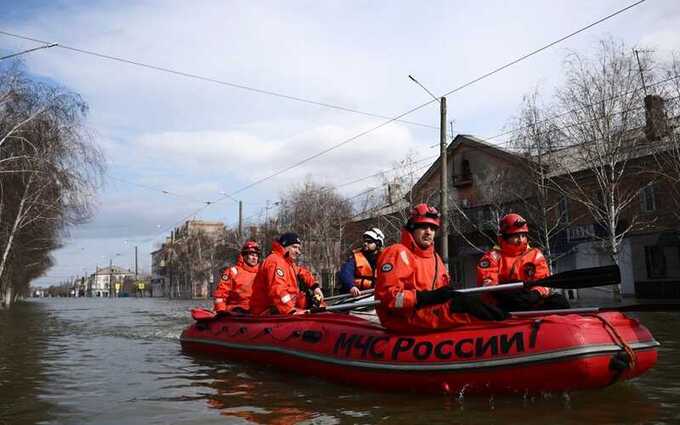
[0,30,437,130]
[484,72,680,148]
[191,0,650,207]
[138,0,649,244]
[3,1,649,248]
[108,175,238,205]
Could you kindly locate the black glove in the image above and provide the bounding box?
[450,294,508,321]
[495,289,541,311]
[542,293,571,310]
[415,286,453,309]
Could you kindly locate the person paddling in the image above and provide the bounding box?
[375,203,506,333]
[476,213,570,311]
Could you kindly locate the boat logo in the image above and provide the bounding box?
[524,263,536,277]
[382,263,393,272]
[276,268,285,277]
[479,260,490,268]
[333,331,531,361]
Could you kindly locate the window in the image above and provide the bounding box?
[640,184,656,213]
[645,246,666,278]
[461,159,472,178]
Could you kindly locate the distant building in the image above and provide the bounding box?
[87,265,135,297]
[151,220,226,299]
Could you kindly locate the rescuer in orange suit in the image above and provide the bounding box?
[249,232,325,315]
[213,240,260,315]
[476,213,570,311]
[375,203,507,333]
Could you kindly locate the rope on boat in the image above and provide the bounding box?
[593,313,637,370]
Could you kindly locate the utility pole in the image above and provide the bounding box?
[265,200,270,247]
[109,258,114,299]
[633,49,648,95]
[408,75,449,267]
[134,246,138,277]
[238,200,243,238]
[439,97,449,269]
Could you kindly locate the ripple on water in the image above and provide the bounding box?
[5,298,680,425]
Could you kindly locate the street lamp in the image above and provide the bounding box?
[0,43,58,61]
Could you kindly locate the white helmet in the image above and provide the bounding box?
[363,227,385,246]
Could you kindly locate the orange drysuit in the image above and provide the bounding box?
[476,242,550,297]
[213,255,259,313]
[375,229,473,333]
[249,241,310,315]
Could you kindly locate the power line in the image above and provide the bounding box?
[141,0,648,244]
[10,1,646,246]
[0,30,437,130]
[217,0,648,199]
[485,72,680,147]
[108,175,233,205]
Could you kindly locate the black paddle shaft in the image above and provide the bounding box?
[529,264,621,290]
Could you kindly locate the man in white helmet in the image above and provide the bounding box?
[338,227,385,297]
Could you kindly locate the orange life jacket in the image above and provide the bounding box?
[352,249,375,290]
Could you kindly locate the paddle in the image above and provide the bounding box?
[313,265,621,313]
[510,301,680,316]
[191,308,218,321]
[325,289,375,303]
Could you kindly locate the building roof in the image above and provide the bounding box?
[410,134,526,196]
[94,265,133,276]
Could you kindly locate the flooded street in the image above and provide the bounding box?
[2,298,680,425]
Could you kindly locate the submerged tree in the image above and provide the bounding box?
[0,62,104,308]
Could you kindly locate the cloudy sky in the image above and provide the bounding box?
[1,0,679,286]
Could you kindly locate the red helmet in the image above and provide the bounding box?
[499,213,529,235]
[241,240,260,255]
[407,203,441,228]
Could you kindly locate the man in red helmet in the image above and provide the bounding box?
[476,213,569,311]
[375,203,506,332]
[249,232,325,315]
[213,240,261,314]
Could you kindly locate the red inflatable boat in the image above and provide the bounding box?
[180,310,658,395]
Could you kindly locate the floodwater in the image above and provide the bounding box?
[1,298,679,425]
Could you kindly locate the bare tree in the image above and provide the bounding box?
[551,39,655,297]
[0,63,104,308]
[376,151,428,242]
[506,90,576,269]
[277,180,352,285]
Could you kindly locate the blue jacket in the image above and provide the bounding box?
[338,256,357,293]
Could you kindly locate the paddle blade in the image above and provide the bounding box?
[601,302,680,313]
[191,308,217,321]
[532,265,620,290]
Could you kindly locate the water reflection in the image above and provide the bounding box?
[0,302,59,425]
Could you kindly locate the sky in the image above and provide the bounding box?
[1,0,679,286]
